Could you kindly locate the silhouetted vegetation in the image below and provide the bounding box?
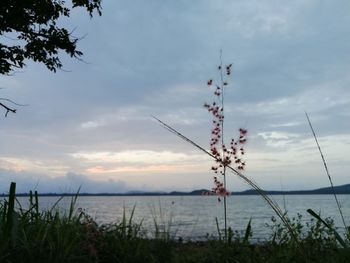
[1,182,349,263]
[0,0,102,116]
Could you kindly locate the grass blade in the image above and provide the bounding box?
[68,186,81,221]
[153,116,300,245]
[305,112,347,230]
[307,208,347,248]
[215,217,222,241]
[244,218,252,243]
[6,182,16,237]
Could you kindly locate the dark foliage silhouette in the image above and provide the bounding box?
[0,0,102,115]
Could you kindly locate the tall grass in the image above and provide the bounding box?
[153,116,300,245]
[153,115,350,249]
[150,202,176,241]
[152,58,303,245]
[0,183,89,262]
[203,57,247,241]
[0,182,152,262]
[305,112,349,247]
[1,182,349,262]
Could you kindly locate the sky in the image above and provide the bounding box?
[1,0,350,193]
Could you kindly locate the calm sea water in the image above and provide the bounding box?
[15,195,350,241]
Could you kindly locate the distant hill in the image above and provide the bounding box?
[231,183,350,195]
[164,184,350,196]
[2,184,350,197]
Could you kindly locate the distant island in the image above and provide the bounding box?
[2,183,350,197]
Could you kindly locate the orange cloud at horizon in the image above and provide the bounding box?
[85,163,207,175]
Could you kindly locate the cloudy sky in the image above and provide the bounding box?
[1,0,350,193]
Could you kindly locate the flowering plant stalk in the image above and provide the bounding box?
[204,57,247,241]
[153,58,301,247]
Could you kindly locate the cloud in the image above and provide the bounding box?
[0,169,127,194]
[69,150,210,175]
[1,0,350,192]
[70,150,200,164]
[257,131,300,148]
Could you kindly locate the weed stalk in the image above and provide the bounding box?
[152,116,300,246]
[305,112,347,230]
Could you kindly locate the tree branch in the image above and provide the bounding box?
[0,102,17,117]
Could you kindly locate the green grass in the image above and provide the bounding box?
[0,182,349,263]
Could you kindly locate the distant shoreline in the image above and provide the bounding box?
[2,183,350,196]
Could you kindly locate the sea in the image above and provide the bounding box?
[15,195,350,241]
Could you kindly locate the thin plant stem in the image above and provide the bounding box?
[218,50,228,241]
[305,112,347,230]
[219,50,225,150]
[223,167,227,241]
